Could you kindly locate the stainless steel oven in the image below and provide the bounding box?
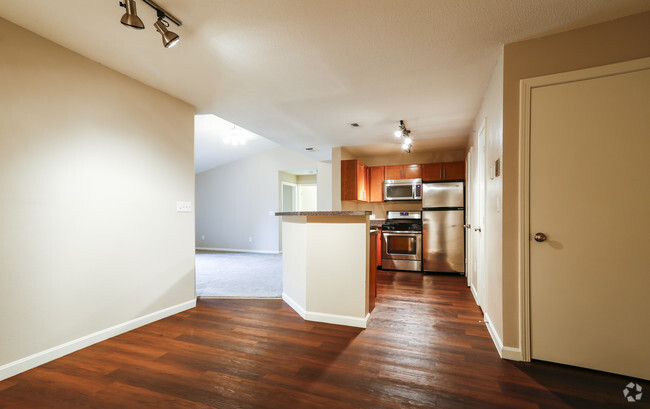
[381,211,422,272]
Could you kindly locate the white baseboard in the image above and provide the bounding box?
[0,299,196,382]
[282,292,306,319]
[470,284,479,305]
[501,346,524,360]
[282,292,369,328]
[196,247,280,254]
[483,311,523,361]
[305,311,370,328]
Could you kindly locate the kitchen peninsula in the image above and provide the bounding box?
[275,211,375,328]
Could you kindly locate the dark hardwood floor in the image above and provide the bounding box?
[0,271,647,408]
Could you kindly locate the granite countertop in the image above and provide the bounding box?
[369,219,385,228]
[275,211,372,216]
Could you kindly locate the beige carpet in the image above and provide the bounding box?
[195,251,282,297]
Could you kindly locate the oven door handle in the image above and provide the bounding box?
[382,231,422,235]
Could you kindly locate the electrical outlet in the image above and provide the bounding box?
[248,237,253,242]
[201,235,205,240]
[176,201,192,213]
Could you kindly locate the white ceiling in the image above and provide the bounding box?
[1,1,649,165]
[194,115,278,173]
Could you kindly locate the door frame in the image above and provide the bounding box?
[465,147,473,288]
[517,56,650,362]
[280,181,298,212]
[475,119,487,308]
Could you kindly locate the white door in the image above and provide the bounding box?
[465,148,474,287]
[473,121,487,307]
[529,64,650,379]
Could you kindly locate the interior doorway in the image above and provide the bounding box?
[281,182,297,212]
[521,58,650,379]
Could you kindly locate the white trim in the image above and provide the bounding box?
[281,181,298,212]
[517,57,650,364]
[470,284,479,306]
[483,312,523,361]
[282,293,369,328]
[0,299,196,382]
[501,346,524,361]
[305,311,370,329]
[196,247,280,254]
[282,292,306,319]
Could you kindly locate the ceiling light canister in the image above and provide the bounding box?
[154,18,180,48]
[120,0,145,29]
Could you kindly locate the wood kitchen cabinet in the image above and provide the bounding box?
[384,164,422,180]
[422,161,465,181]
[341,159,369,201]
[368,166,385,202]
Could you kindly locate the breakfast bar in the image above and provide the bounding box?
[275,211,374,328]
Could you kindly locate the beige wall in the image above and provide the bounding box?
[0,18,195,377]
[316,161,333,211]
[297,175,317,185]
[467,47,504,341]
[501,11,650,347]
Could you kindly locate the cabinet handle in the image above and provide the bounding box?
[443,168,446,179]
[440,168,442,179]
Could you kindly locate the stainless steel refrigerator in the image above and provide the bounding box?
[422,181,465,274]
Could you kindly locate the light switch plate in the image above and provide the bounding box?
[176,201,192,213]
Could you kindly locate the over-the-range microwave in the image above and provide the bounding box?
[384,178,422,201]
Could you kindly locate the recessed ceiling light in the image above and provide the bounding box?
[349,122,360,128]
[305,147,319,152]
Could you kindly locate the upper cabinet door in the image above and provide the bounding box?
[403,164,422,179]
[384,165,403,180]
[443,162,465,180]
[369,166,385,203]
[385,164,422,180]
[357,160,368,201]
[341,159,368,202]
[422,162,465,181]
[422,163,443,181]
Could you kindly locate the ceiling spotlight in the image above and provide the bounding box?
[154,17,180,48]
[395,120,413,153]
[119,0,182,48]
[120,0,145,29]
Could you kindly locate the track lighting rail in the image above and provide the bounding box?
[141,0,182,26]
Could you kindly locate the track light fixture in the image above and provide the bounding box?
[119,0,182,48]
[120,0,145,29]
[394,120,413,153]
[154,15,180,48]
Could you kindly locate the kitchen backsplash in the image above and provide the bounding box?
[340,200,422,220]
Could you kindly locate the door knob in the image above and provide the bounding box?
[464,224,471,229]
[534,232,547,242]
[474,227,481,232]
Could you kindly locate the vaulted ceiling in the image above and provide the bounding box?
[1,0,649,165]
